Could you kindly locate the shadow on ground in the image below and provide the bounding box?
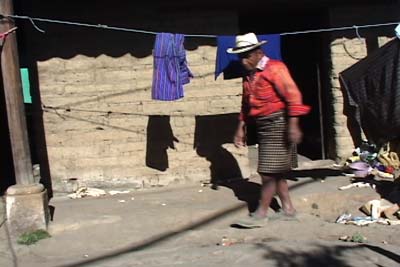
[217,168,344,213]
[257,242,400,267]
[289,168,344,180]
[54,202,246,267]
[53,168,388,267]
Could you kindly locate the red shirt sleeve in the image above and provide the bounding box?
[265,61,311,116]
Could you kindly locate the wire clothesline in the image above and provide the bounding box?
[1,13,400,38]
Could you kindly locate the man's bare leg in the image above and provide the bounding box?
[276,178,296,215]
[254,174,277,217]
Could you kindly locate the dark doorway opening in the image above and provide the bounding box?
[0,81,16,195]
[239,7,329,160]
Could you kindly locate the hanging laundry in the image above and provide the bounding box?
[215,34,281,80]
[152,33,193,101]
[340,38,400,146]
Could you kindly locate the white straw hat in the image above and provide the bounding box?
[227,32,267,54]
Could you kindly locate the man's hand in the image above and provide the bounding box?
[288,117,303,144]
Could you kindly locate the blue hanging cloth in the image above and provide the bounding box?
[215,34,282,80]
[152,33,193,101]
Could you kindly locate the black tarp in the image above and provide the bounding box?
[339,38,400,146]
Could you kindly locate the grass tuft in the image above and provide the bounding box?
[17,229,51,245]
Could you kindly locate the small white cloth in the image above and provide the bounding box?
[396,24,400,39]
[68,187,106,199]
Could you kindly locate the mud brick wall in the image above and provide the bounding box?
[28,9,251,190]
[23,2,400,190]
[327,4,399,161]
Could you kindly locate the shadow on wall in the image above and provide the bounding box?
[13,0,218,194]
[16,0,217,61]
[194,114,284,213]
[146,116,178,171]
[340,77,363,149]
[194,113,242,184]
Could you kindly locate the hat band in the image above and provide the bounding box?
[232,43,258,51]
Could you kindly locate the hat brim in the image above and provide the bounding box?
[226,40,267,54]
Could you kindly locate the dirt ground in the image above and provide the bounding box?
[2,166,400,267]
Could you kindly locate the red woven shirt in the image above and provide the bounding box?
[239,57,310,122]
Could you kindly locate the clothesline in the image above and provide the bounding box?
[1,13,399,38]
[0,26,17,39]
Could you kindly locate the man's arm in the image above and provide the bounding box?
[234,120,246,147]
[235,83,249,147]
[267,63,310,144]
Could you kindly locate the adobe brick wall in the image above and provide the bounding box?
[26,3,400,190]
[33,10,251,190]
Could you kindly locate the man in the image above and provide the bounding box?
[227,33,310,228]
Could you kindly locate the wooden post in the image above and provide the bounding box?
[0,0,34,185]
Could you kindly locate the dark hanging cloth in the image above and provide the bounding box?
[339,38,400,146]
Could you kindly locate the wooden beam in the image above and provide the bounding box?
[0,0,34,185]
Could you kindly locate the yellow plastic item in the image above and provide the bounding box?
[378,143,400,169]
[347,156,360,163]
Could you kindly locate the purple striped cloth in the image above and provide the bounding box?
[152,33,193,101]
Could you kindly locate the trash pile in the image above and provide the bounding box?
[336,140,400,226]
[341,141,400,180]
[336,197,400,226]
[66,184,131,199]
[67,187,107,199]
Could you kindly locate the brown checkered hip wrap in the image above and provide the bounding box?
[255,111,298,174]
